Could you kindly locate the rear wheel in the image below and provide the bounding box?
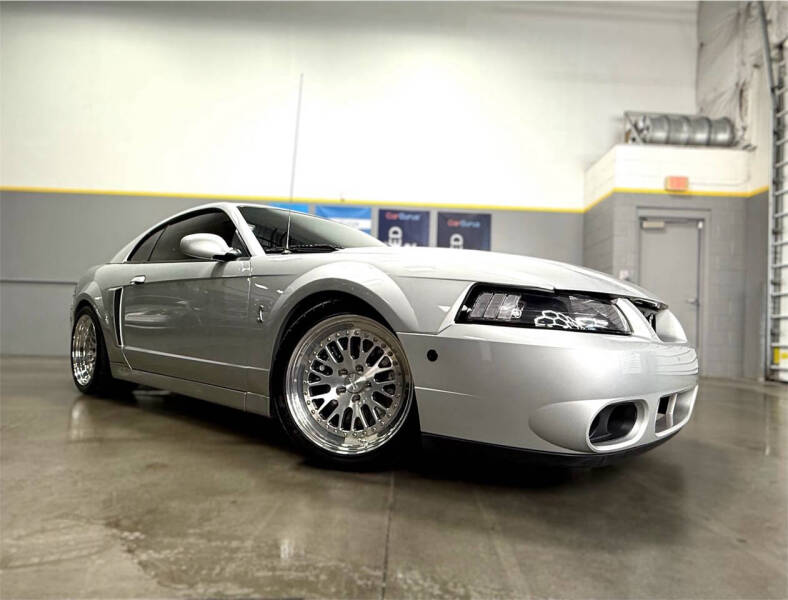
[71,306,131,396]
[274,303,416,468]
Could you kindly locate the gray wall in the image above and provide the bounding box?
[1,191,212,355]
[0,190,582,356]
[367,204,583,261]
[583,198,614,275]
[583,191,765,379]
[743,192,768,379]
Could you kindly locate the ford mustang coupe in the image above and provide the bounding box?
[70,203,698,467]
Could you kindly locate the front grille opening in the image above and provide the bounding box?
[655,389,694,434]
[658,394,671,416]
[589,402,638,444]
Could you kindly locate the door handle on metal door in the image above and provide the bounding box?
[130,275,146,285]
[686,298,699,307]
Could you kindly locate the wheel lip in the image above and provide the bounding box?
[284,314,414,456]
[71,313,98,388]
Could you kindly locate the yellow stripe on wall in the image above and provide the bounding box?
[584,185,770,212]
[0,185,585,214]
[0,184,772,214]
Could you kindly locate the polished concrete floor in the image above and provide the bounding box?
[1,357,786,599]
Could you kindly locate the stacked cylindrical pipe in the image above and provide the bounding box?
[633,114,735,146]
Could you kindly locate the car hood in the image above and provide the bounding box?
[338,246,661,303]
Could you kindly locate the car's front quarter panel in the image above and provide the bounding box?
[247,252,699,459]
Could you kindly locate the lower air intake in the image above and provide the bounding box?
[589,402,638,444]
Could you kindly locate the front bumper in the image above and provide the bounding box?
[399,322,698,456]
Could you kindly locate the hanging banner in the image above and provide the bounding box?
[437,212,491,250]
[315,205,371,233]
[377,209,430,247]
[270,202,310,214]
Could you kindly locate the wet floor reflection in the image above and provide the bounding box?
[2,361,785,599]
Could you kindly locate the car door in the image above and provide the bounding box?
[120,209,252,391]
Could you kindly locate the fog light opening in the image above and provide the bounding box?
[589,402,638,445]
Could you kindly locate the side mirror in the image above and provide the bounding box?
[180,233,241,261]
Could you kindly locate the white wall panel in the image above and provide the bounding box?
[583,144,756,207]
[1,2,697,211]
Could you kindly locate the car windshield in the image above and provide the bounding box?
[239,206,384,253]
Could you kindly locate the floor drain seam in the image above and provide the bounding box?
[474,488,532,599]
[379,471,395,600]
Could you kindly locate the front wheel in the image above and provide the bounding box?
[275,307,416,468]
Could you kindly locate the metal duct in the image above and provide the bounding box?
[628,112,735,147]
[709,117,735,146]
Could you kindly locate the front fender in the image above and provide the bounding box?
[249,261,420,398]
[277,262,421,332]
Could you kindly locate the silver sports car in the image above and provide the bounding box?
[70,203,698,467]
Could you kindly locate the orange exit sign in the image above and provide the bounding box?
[664,176,689,192]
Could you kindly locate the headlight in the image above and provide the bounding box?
[457,286,631,335]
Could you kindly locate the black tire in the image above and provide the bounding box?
[272,299,419,469]
[70,305,133,396]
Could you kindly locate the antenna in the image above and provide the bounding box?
[284,73,304,253]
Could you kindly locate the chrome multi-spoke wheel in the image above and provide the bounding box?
[285,315,413,456]
[70,306,132,396]
[71,314,98,387]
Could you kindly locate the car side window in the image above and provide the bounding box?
[127,228,164,262]
[238,206,384,251]
[148,210,247,262]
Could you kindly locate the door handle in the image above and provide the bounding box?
[130,275,146,285]
[686,297,699,307]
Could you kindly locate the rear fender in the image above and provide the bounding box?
[72,271,124,363]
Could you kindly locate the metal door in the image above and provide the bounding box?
[639,218,702,349]
[121,261,251,391]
